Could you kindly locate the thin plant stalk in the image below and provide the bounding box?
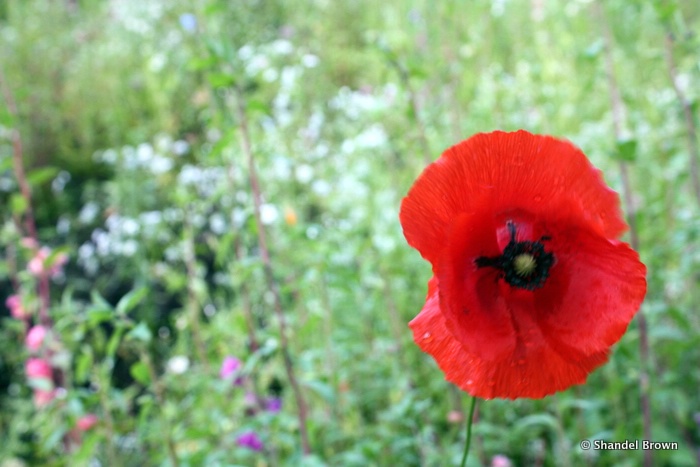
[663,31,700,207]
[460,395,478,467]
[661,28,700,467]
[0,67,38,241]
[595,3,652,467]
[0,66,51,323]
[235,88,311,455]
[0,65,76,448]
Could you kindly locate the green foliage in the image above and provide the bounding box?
[1,0,700,466]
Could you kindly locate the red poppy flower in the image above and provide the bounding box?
[400,130,646,399]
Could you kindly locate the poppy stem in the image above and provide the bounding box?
[459,395,478,467]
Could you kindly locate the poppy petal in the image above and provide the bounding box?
[410,278,611,399]
[533,228,647,355]
[427,211,644,398]
[437,210,646,358]
[409,278,483,394]
[400,130,627,265]
[403,131,647,399]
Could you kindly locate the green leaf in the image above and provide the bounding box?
[214,232,235,267]
[0,155,13,173]
[615,138,637,162]
[207,72,236,88]
[86,292,114,326]
[90,290,114,311]
[513,413,560,436]
[10,193,28,215]
[666,306,691,330]
[187,56,218,71]
[126,321,152,343]
[130,361,151,385]
[203,2,226,15]
[247,98,270,115]
[73,432,100,463]
[653,1,677,23]
[86,308,113,326]
[26,166,59,186]
[106,327,125,358]
[303,380,336,404]
[0,106,13,127]
[115,287,148,315]
[75,348,93,384]
[407,62,428,80]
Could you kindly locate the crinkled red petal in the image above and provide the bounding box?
[437,208,646,358]
[399,130,627,265]
[426,210,646,398]
[410,278,613,399]
[409,278,482,394]
[532,230,647,355]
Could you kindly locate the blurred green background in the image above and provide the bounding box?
[1,0,699,465]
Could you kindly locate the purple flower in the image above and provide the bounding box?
[265,397,282,413]
[219,356,242,383]
[236,431,264,452]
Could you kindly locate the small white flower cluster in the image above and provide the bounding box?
[88,215,140,259]
[329,83,400,120]
[238,40,320,81]
[94,136,188,176]
[237,40,321,130]
[110,0,165,36]
[177,164,226,198]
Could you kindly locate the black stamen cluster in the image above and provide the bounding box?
[475,222,555,291]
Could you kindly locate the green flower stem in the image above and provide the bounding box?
[460,395,478,467]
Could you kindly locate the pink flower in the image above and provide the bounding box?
[76,414,99,431]
[27,248,49,276]
[25,358,52,380]
[27,247,68,277]
[6,294,29,320]
[220,356,244,385]
[20,237,39,249]
[26,359,55,408]
[491,454,513,467]
[33,389,56,407]
[447,410,463,424]
[25,325,48,352]
[6,294,20,309]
